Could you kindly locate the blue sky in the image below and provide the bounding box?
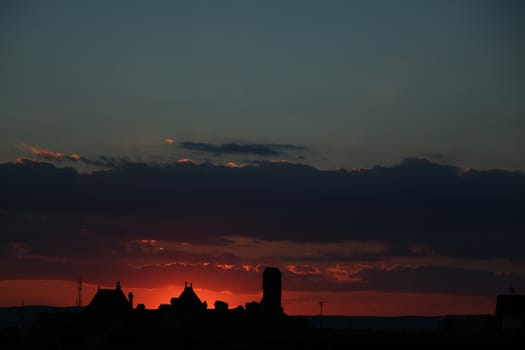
[1,0,524,170]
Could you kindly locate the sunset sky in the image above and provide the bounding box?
[1,0,524,316]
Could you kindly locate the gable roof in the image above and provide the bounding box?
[170,282,206,311]
[88,282,129,314]
[178,284,203,306]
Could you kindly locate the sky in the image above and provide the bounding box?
[0,0,524,316]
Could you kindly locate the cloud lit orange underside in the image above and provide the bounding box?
[0,280,496,316]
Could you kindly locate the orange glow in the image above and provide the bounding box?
[176,158,194,164]
[137,285,262,310]
[0,280,98,307]
[224,161,240,168]
[0,280,496,316]
[326,263,372,282]
[137,239,158,247]
[164,138,175,145]
[18,143,82,162]
[216,264,234,270]
[287,264,322,276]
[242,265,255,272]
[0,280,261,311]
[30,147,66,160]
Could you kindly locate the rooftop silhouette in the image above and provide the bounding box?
[4,268,524,348]
[88,281,132,316]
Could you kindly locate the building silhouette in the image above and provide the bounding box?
[496,293,525,332]
[84,266,287,322]
[260,266,283,314]
[87,280,132,316]
[24,271,525,347]
[170,281,207,314]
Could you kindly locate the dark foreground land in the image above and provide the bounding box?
[2,326,525,349]
[1,310,524,349]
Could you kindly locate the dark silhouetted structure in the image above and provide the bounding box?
[29,267,525,347]
[496,293,525,332]
[214,300,229,312]
[260,266,283,314]
[87,281,131,316]
[128,291,134,309]
[170,281,207,313]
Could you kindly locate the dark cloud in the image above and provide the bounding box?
[1,158,524,259]
[1,157,525,295]
[179,141,308,156]
[78,155,135,168]
[0,251,261,293]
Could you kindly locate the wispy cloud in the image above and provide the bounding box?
[19,143,82,162]
[287,264,322,276]
[224,161,241,168]
[18,143,138,169]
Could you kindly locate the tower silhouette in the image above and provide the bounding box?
[260,267,283,314]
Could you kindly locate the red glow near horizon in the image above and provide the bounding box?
[0,280,496,316]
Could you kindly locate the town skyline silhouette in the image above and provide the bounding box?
[1,266,524,348]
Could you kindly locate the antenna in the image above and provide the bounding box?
[319,300,327,328]
[76,278,82,308]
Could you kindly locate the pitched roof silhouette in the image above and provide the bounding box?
[170,282,206,311]
[88,281,130,314]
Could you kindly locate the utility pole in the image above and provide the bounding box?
[319,301,327,328]
[76,278,82,308]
